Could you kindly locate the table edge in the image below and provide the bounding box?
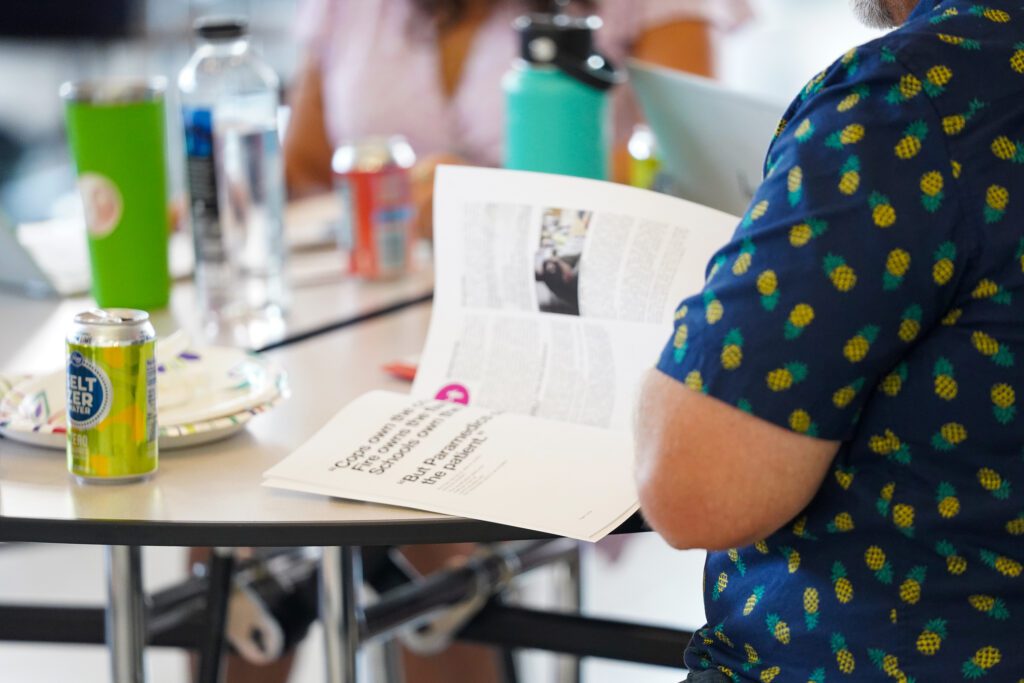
[0,514,647,547]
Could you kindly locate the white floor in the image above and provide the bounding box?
[0,538,706,682]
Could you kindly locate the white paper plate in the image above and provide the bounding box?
[0,352,288,452]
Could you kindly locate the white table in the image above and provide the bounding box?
[0,299,548,546]
[0,280,570,683]
[3,247,435,359]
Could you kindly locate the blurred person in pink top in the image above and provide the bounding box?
[267,2,751,682]
[284,0,750,235]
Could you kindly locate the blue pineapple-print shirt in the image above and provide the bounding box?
[658,1,1024,680]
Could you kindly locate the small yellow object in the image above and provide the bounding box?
[973,331,1000,356]
[941,308,962,326]
[940,422,967,444]
[685,371,704,392]
[977,467,1003,491]
[869,431,900,455]
[887,249,911,277]
[705,299,724,325]
[789,304,815,327]
[927,65,953,86]
[983,8,1010,22]
[789,410,812,433]
[893,503,915,529]
[881,371,904,396]
[916,630,942,655]
[899,318,921,343]
[943,114,966,135]
[721,344,743,370]
[899,74,922,100]
[973,279,1000,299]
[733,252,753,276]
[933,259,954,285]
[788,166,803,193]
[920,171,944,196]
[835,581,853,604]
[937,494,960,519]
[835,469,855,490]
[837,92,860,112]
[833,384,857,408]
[844,336,871,362]
[895,136,922,160]
[790,223,813,246]
[767,369,793,391]
[991,384,1015,408]
[865,545,887,571]
[987,184,1010,210]
[840,123,865,145]
[750,199,770,221]
[971,646,1002,670]
[992,135,1017,160]
[832,513,854,532]
[756,270,778,296]
[839,170,860,195]
[873,201,898,227]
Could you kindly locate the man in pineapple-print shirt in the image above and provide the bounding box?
[634,1,1024,681]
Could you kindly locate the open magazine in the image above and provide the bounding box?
[264,167,739,541]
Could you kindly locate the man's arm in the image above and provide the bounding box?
[634,369,839,550]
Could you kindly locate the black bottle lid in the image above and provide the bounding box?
[194,16,249,41]
[514,13,622,91]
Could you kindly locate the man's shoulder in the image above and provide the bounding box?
[887,1,1023,76]
[780,2,1024,148]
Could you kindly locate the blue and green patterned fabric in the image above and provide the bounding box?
[657,2,1024,680]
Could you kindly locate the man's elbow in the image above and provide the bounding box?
[637,483,703,550]
[635,455,721,550]
[635,444,769,551]
[638,485,756,551]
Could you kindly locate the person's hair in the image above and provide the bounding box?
[410,0,596,28]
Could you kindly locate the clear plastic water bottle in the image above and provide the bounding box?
[178,16,286,326]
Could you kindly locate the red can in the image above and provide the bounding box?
[332,136,416,280]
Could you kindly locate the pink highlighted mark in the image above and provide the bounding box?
[435,383,470,405]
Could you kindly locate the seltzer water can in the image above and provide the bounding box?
[332,136,416,280]
[66,308,158,483]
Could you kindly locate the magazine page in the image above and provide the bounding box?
[265,168,740,540]
[413,167,739,431]
[264,391,638,542]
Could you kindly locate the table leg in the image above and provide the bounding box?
[320,546,363,683]
[197,548,235,683]
[557,544,583,683]
[106,545,147,683]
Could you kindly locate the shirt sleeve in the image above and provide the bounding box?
[656,44,973,441]
[293,0,332,59]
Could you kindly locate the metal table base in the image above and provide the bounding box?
[106,546,146,683]
[320,546,363,683]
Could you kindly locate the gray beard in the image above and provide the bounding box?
[849,0,900,28]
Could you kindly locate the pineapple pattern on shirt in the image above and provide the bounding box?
[657,1,1024,681]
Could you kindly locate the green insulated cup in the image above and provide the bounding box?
[61,79,171,310]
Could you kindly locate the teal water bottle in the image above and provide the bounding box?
[503,13,622,180]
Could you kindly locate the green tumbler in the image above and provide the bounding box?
[61,79,171,310]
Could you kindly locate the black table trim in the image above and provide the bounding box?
[254,291,433,354]
[0,513,646,547]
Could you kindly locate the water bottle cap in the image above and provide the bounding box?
[194,16,249,41]
[513,13,622,91]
